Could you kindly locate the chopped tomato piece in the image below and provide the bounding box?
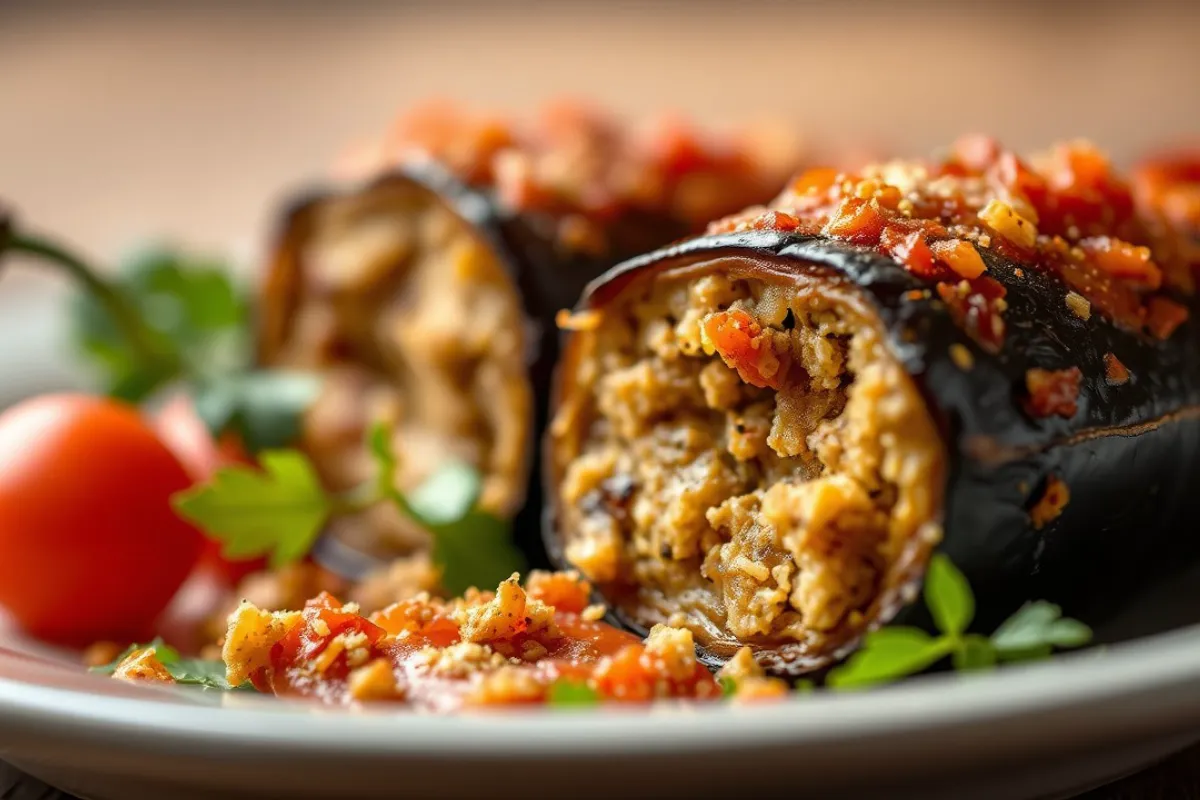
[1145,296,1189,339]
[701,309,786,389]
[1024,367,1083,419]
[822,197,886,245]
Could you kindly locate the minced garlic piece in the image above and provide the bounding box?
[978,199,1038,248]
[347,659,403,701]
[1065,291,1091,320]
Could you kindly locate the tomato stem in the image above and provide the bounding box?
[2,230,175,377]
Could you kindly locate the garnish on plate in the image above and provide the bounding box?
[173,421,526,595]
[827,554,1093,689]
[89,637,252,691]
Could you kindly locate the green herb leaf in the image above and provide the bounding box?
[990,601,1093,662]
[429,508,526,596]
[952,634,997,672]
[169,658,254,691]
[793,678,815,694]
[363,421,526,595]
[89,643,250,691]
[193,370,322,453]
[72,245,250,401]
[924,553,974,636]
[172,450,331,569]
[406,462,485,526]
[827,627,950,689]
[719,676,738,698]
[89,638,179,675]
[548,679,600,707]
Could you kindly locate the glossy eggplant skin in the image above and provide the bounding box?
[544,230,1200,664]
[261,162,692,571]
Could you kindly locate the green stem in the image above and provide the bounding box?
[4,231,173,376]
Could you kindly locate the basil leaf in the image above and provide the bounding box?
[924,553,974,636]
[172,450,331,569]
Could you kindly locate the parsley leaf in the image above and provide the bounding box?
[192,370,322,453]
[990,601,1093,661]
[548,679,601,707]
[924,552,974,636]
[89,641,251,691]
[428,506,526,596]
[172,450,331,568]
[72,245,251,401]
[719,676,738,698]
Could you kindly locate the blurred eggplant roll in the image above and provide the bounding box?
[546,137,1200,675]
[258,102,803,566]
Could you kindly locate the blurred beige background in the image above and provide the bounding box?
[1,0,1199,275]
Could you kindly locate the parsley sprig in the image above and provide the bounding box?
[89,638,251,691]
[827,554,1093,689]
[172,421,525,594]
[0,216,318,453]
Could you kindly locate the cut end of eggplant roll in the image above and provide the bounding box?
[261,173,532,556]
[550,256,945,670]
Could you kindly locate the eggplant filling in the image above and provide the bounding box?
[262,181,531,556]
[551,261,946,660]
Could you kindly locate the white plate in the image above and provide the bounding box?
[1,288,1199,800]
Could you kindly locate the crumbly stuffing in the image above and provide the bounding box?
[349,552,443,613]
[551,269,944,663]
[112,648,175,684]
[215,571,720,709]
[223,602,304,687]
[453,573,559,644]
[710,137,1195,344]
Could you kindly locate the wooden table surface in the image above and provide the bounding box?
[3,747,1199,800]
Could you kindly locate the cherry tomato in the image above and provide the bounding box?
[0,393,205,645]
[152,393,266,585]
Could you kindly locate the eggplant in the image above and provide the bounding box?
[258,111,796,573]
[543,141,1200,675]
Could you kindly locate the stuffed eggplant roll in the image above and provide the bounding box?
[259,103,799,563]
[546,137,1199,675]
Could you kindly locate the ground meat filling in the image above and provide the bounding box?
[552,262,945,660]
[263,181,531,556]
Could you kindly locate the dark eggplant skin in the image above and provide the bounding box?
[544,230,1200,673]
[260,160,693,574]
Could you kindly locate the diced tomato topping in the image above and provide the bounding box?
[1079,237,1162,289]
[1024,367,1084,419]
[1030,476,1070,530]
[1103,353,1130,385]
[931,239,988,279]
[701,309,785,389]
[1145,296,1189,339]
[526,572,592,615]
[750,210,801,233]
[881,226,939,278]
[822,197,886,245]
